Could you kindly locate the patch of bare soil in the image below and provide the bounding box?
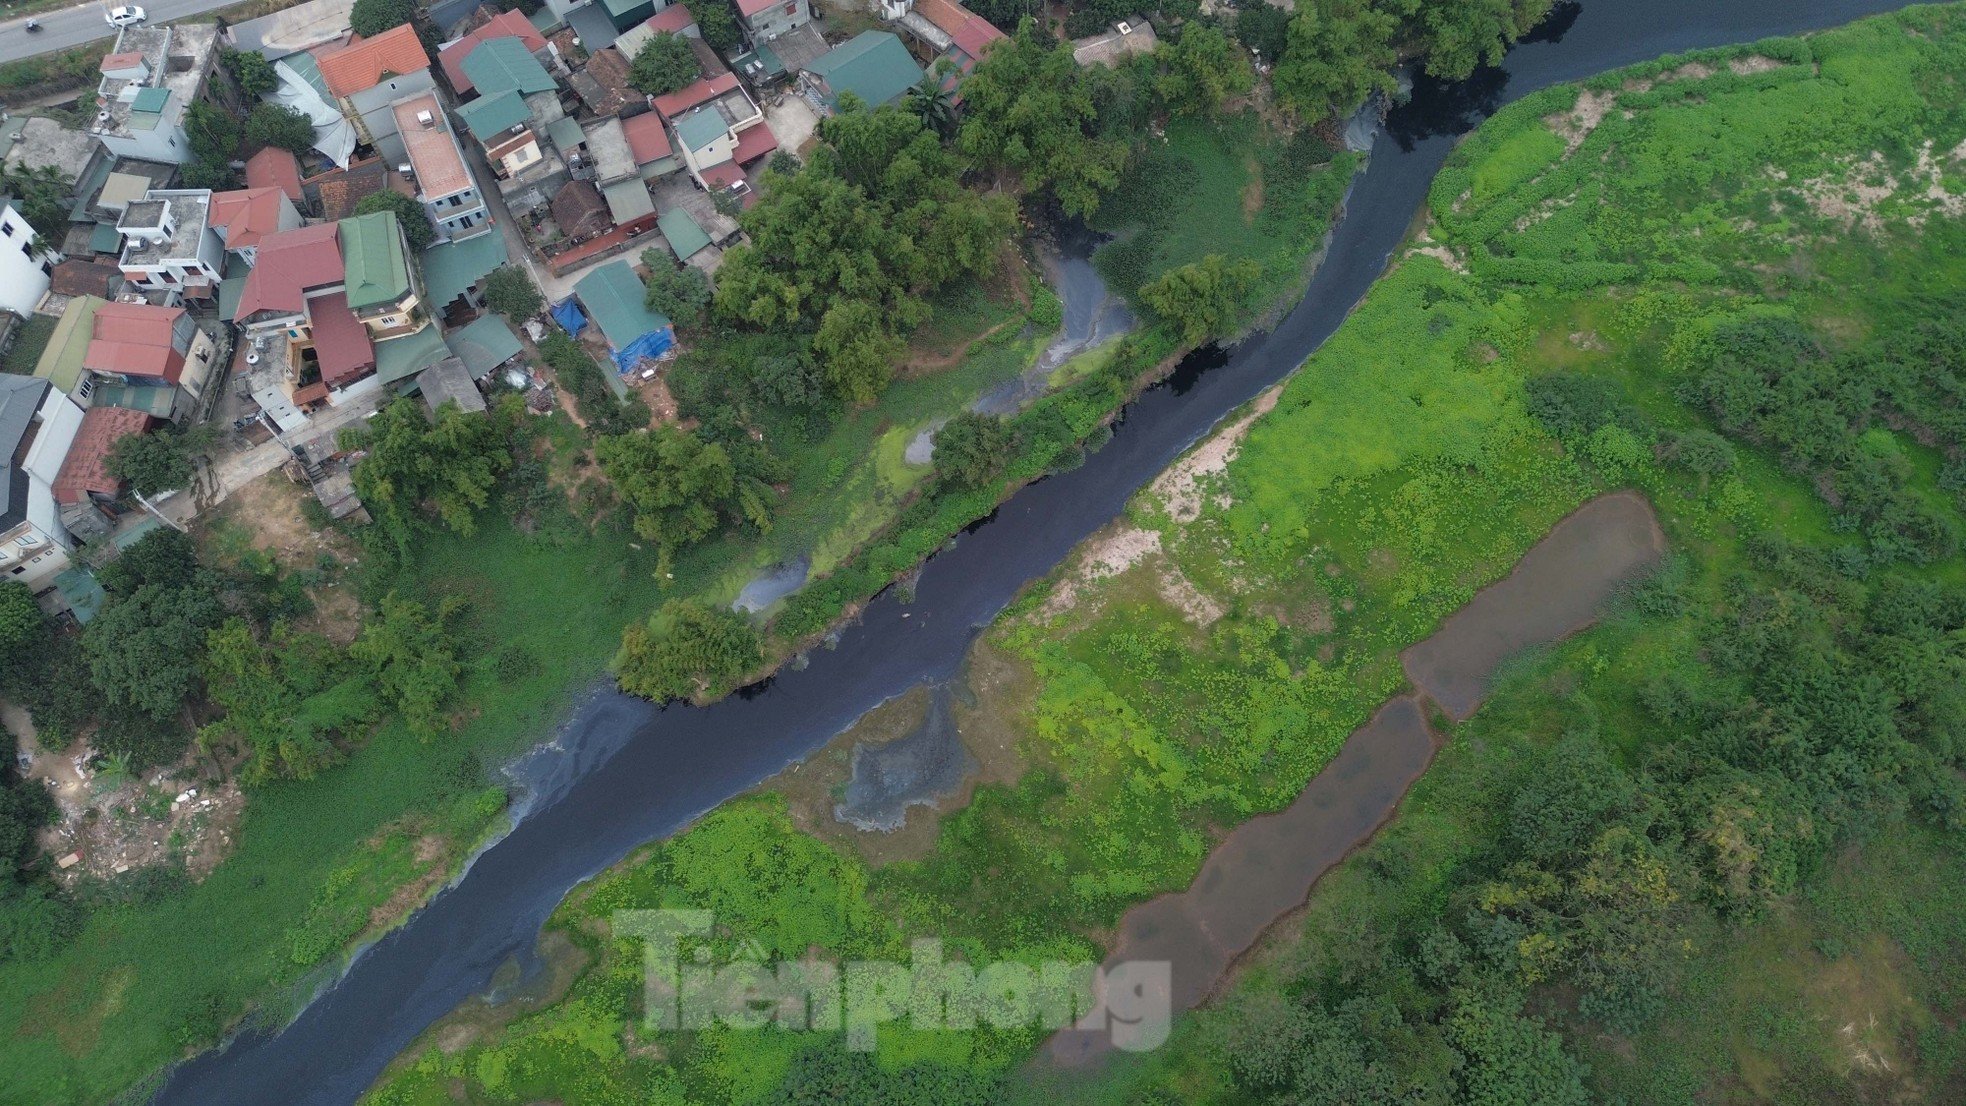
[1729,54,1783,75]
[1156,563,1224,627]
[204,471,365,644]
[1790,142,1966,233]
[1407,238,1470,275]
[369,835,450,929]
[1546,88,1619,154]
[1149,383,1284,524]
[1038,522,1162,619]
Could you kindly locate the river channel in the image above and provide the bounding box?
[151,2,1916,1101]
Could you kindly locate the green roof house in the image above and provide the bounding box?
[658,207,711,262]
[33,296,102,395]
[447,315,524,380]
[337,211,430,347]
[420,231,508,311]
[456,90,531,142]
[462,37,557,97]
[601,0,655,32]
[805,31,923,110]
[572,260,675,372]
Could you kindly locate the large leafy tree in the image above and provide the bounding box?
[595,427,774,571]
[349,594,465,738]
[1139,254,1262,344]
[353,190,434,252]
[221,47,278,99]
[629,32,698,95]
[1272,0,1400,119]
[955,21,1126,217]
[639,254,712,329]
[107,425,214,498]
[0,582,40,661]
[1154,23,1254,115]
[350,0,417,37]
[681,0,740,53]
[185,100,242,164]
[244,103,315,154]
[339,398,511,551]
[200,620,377,781]
[614,599,760,702]
[483,266,542,321]
[714,102,1012,402]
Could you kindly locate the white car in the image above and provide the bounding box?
[105,5,147,26]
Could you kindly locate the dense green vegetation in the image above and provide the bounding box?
[369,9,1966,1105]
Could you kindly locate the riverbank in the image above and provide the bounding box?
[364,5,1966,1103]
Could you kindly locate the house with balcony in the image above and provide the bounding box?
[72,301,218,423]
[89,23,223,165]
[0,376,84,598]
[393,92,491,241]
[316,24,435,170]
[115,189,224,303]
[234,222,373,412]
[657,73,777,195]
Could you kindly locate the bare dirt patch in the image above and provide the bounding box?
[1791,143,1966,233]
[1547,88,1619,154]
[202,470,366,644]
[1038,522,1162,618]
[1149,383,1284,524]
[1156,563,1224,627]
[368,835,450,929]
[1728,54,1783,75]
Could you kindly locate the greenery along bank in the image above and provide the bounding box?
[368,6,1966,1104]
[0,2,1529,1100]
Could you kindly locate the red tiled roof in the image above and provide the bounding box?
[731,123,777,165]
[439,10,547,94]
[245,147,305,204]
[52,407,151,506]
[84,302,186,383]
[317,25,430,98]
[313,158,387,221]
[100,51,144,73]
[735,0,781,17]
[653,72,738,119]
[292,381,330,406]
[646,4,696,33]
[48,259,120,298]
[623,111,673,164]
[699,160,745,190]
[307,292,376,388]
[237,223,344,319]
[916,0,1005,61]
[209,188,288,252]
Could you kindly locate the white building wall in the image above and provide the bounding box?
[99,124,189,165]
[0,203,53,317]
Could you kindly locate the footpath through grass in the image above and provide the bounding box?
[369,8,1966,1104]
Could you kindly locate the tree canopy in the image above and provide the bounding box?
[339,398,511,551]
[595,427,775,572]
[629,32,699,95]
[222,47,278,99]
[244,103,315,155]
[350,0,418,37]
[483,266,543,321]
[1139,254,1262,344]
[354,190,435,252]
[614,599,761,702]
[955,21,1126,217]
[640,255,712,329]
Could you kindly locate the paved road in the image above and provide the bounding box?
[0,0,246,65]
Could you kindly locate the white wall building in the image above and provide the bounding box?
[89,24,222,165]
[0,200,54,317]
[0,377,82,597]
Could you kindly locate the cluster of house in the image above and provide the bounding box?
[0,0,1128,616]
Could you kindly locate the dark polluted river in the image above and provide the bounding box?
[152,2,1917,1101]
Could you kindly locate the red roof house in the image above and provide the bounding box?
[653,73,740,120]
[916,0,1005,69]
[645,5,696,34]
[732,124,778,165]
[53,407,153,506]
[317,25,431,98]
[439,10,548,95]
[84,303,188,384]
[236,224,345,320]
[209,188,289,252]
[306,291,376,388]
[245,147,305,204]
[623,111,673,164]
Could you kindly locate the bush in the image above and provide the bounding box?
[243,103,314,154]
[483,266,543,321]
[629,32,698,95]
[1139,254,1261,344]
[933,412,1017,487]
[351,0,417,37]
[353,190,434,252]
[640,253,712,329]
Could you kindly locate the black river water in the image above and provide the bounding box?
[152,2,1917,1101]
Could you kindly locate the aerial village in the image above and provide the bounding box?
[0,0,1100,624]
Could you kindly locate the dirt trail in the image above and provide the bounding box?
[1045,492,1666,1067]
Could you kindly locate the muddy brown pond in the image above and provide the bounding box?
[1046,491,1665,1066]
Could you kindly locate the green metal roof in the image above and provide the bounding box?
[132,87,170,113]
[674,109,726,153]
[545,115,585,156]
[88,221,121,255]
[420,231,508,308]
[373,325,450,386]
[462,37,556,97]
[446,315,523,379]
[601,0,651,22]
[33,296,100,394]
[602,178,655,224]
[572,260,670,350]
[806,31,922,109]
[456,90,529,141]
[657,207,710,261]
[528,7,561,34]
[337,211,412,312]
[53,567,104,624]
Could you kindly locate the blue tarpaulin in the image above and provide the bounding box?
[550,298,588,336]
[610,326,674,374]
